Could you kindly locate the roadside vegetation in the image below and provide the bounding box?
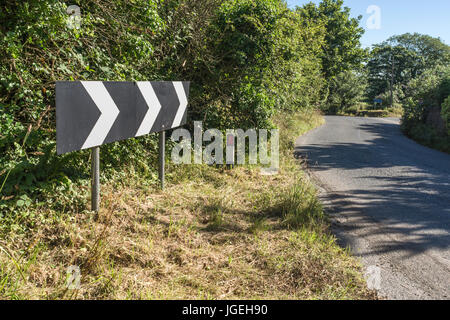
[0,0,378,300]
[325,32,450,153]
[0,110,376,299]
[2,0,447,302]
[367,34,450,153]
[1,0,327,206]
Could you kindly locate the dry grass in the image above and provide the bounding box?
[0,111,377,300]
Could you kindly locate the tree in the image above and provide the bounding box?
[327,70,367,113]
[386,33,450,69]
[300,0,367,80]
[367,33,450,102]
[367,44,422,102]
[442,97,450,136]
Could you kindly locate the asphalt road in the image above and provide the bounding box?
[295,116,450,300]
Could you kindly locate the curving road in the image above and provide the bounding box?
[295,116,450,300]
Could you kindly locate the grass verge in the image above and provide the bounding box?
[0,110,376,300]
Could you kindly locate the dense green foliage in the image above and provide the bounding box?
[367,33,450,104]
[326,70,367,114]
[365,33,450,153]
[300,0,367,112]
[400,66,450,125]
[403,62,450,152]
[1,0,169,213]
[401,66,450,153]
[301,0,366,80]
[442,97,450,136]
[388,33,450,69]
[399,66,450,153]
[367,44,420,103]
[196,0,326,128]
[1,0,367,214]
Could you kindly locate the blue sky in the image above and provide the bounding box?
[286,0,450,48]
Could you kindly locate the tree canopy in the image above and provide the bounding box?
[367,33,450,102]
[301,0,367,80]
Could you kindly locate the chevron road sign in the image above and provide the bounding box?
[56,81,190,211]
[56,81,190,154]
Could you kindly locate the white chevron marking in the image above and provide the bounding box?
[81,81,120,149]
[172,82,188,128]
[135,82,162,137]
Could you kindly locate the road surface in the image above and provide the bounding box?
[295,116,450,300]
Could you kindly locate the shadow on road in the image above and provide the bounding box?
[294,120,450,260]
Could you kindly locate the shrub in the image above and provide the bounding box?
[442,96,450,136]
[400,65,450,133]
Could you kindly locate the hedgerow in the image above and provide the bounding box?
[0,0,332,213]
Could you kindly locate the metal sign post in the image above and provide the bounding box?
[159,131,165,190]
[91,147,100,212]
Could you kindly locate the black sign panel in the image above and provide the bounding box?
[56,81,190,154]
